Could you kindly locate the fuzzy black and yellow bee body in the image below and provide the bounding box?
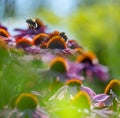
[59,32,68,42]
[26,19,38,30]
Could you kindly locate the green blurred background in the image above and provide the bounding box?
[1,0,120,79]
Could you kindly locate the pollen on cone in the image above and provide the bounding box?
[49,31,60,38]
[47,36,67,49]
[0,28,10,37]
[76,51,98,65]
[16,38,33,48]
[33,33,50,45]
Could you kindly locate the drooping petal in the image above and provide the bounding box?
[92,94,110,103]
[81,85,96,98]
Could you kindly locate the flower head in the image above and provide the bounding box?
[104,79,120,96]
[66,78,82,87]
[76,51,98,65]
[15,93,38,111]
[76,51,109,81]
[33,33,50,46]
[49,56,67,73]
[16,38,33,48]
[3,93,49,118]
[0,28,10,37]
[49,78,95,102]
[46,36,67,49]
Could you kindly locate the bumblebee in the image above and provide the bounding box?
[59,32,68,42]
[26,19,38,30]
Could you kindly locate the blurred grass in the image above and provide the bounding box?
[0,47,63,108]
[66,4,120,79]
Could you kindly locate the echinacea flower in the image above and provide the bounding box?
[3,93,49,118]
[92,79,120,109]
[49,78,95,101]
[48,79,96,118]
[104,79,120,97]
[37,56,69,83]
[76,51,98,65]
[16,38,33,48]
[49,56,67,73]
[0,23,10,38]
[39,56,84,82]
[76,51,109,81]
[33,33,50,46]
[92,94,111,108]
[0,28,10,38]
[15,93,38,111]
[46,36,67,49]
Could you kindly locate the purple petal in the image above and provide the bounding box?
[93,64,109,81]
[67,73,84,81]
[81,85,96,98]
[0,23,8,30]
[67,62,83,74]
[92,94,110,103]
[92,108,113,118]
[61,49,72,55]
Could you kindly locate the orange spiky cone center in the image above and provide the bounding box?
[47,36,67,49]
[16,38,33,48]
[76,51,98,65]
[0,29,10,37]
[49,31,60,38]
[33,33,50,45]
